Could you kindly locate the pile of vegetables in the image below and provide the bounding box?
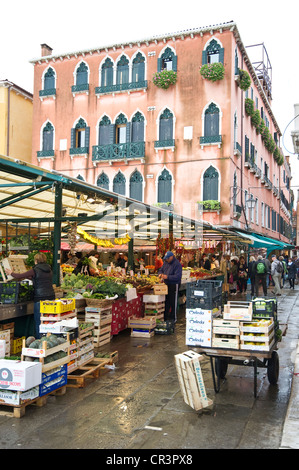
[61,273,127,298]
[24,335,68,364]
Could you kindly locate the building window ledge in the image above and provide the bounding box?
[39,89,56,101]
[71,84,89,97]
[200,135,222,149]
[154,139,175,152]
[37,150,55,161]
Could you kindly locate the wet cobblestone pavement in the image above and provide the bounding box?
[0,286,298,450]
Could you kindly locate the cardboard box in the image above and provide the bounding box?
[0,386,39,405]
[0,360,42,391]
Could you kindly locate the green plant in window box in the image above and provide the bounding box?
[245,98,254,117]
[251,110,261,130]
[237,69,251,91]
[198,200,221,211]
[153,70,177,89]
[199,63,225,82]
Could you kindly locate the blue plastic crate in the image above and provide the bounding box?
[39,364,67,397]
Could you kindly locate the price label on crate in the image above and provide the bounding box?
[193,290,204,297]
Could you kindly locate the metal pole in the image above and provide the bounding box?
[52,183,63,286]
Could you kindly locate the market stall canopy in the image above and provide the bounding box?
[234,230,294,256]
[0,154,252,245]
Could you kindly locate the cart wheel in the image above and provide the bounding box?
[267,351,279,385]
[215,357,228,379]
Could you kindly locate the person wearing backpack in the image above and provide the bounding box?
[271,254,283,296]
[253,255,267,297]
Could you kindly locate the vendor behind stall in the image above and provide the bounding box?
[5,252,55,339]
[158,251,182,323]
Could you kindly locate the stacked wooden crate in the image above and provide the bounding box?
[85,306,112,347]
[143,294,165,321]
[212,319,240,349]
[128,316,157,338]
[76,322,95,367]
[240,319,275,351]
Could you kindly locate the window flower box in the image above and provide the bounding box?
[200,62,225,82]
[153,70,177,89]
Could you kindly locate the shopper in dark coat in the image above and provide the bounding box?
[5,252,55,339]
[248,255,256,296]
[287,257,297,289]
[159,251,182,323]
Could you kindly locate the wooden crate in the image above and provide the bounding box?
[240,319,274,335]
[240,334,275,352]
[212,319,240,335]
[212,334,240,349]
[128,316,157,330]
[223,301,253,321]
[153,284,168,295]
[130,329,155,338]
[175,350,213,411]
[93,325,111,347]
[85,312,112,327]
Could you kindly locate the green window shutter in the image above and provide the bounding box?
[110,124,116,144]
[219,48,224,64]
[71,128,76,148]
[203,166,219,201]
[202,50,207,65]
[158,169,172,203]
[157,58,162,72]
[172,55,177,72]
[245,135,249,156]
[85,127,90,149]
[130,171,143,202]
[126,122,131,143]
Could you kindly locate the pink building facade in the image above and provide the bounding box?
[30,22,293,243]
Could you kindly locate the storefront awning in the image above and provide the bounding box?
[235,230,294,256]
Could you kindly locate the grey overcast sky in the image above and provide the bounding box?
[1,0,299,195]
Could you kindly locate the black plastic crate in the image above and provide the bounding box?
[154,320,175,335]
[252,297,277,321]
[18,282,34,302]
[186,295,222,310]
[186,280,222,309]
[0,281,20,304]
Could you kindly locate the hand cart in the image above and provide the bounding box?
[196,343,280,398]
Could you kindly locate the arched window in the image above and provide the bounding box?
[101,58,113,87]
[132,53,145,83]
[75,62,88,85]
[97,172,109,190]
[42,122,54,151]
[203,166,219,201]
[129,170,143,201]
[115,113,128,144]
[113,171,126,195]
[44,67,55,90]
[158,168,172,203]
[76,174,85,181]
[158,47,177,72]
[70,118,90,155]
[159,109,173,142]
[204,103,220,138]
[116,55,129,85]
[98,116,111,146]
[202,39,224,65]
[131,112,144,142]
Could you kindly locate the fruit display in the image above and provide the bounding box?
[189,268,222,279]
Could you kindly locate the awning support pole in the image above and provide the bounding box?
[52,183,62,286]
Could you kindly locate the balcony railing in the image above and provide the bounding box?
[92,142,145,162]
[200,135,222,145]
[70,147,89,156]
[37,150,55,158]
[95,80,148,95]
[39,88,56,98]
[154,139,175,149]
[71,84,89,94]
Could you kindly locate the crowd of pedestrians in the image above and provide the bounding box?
[219,252,299,297]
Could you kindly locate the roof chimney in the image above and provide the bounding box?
[41,44,53,57]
